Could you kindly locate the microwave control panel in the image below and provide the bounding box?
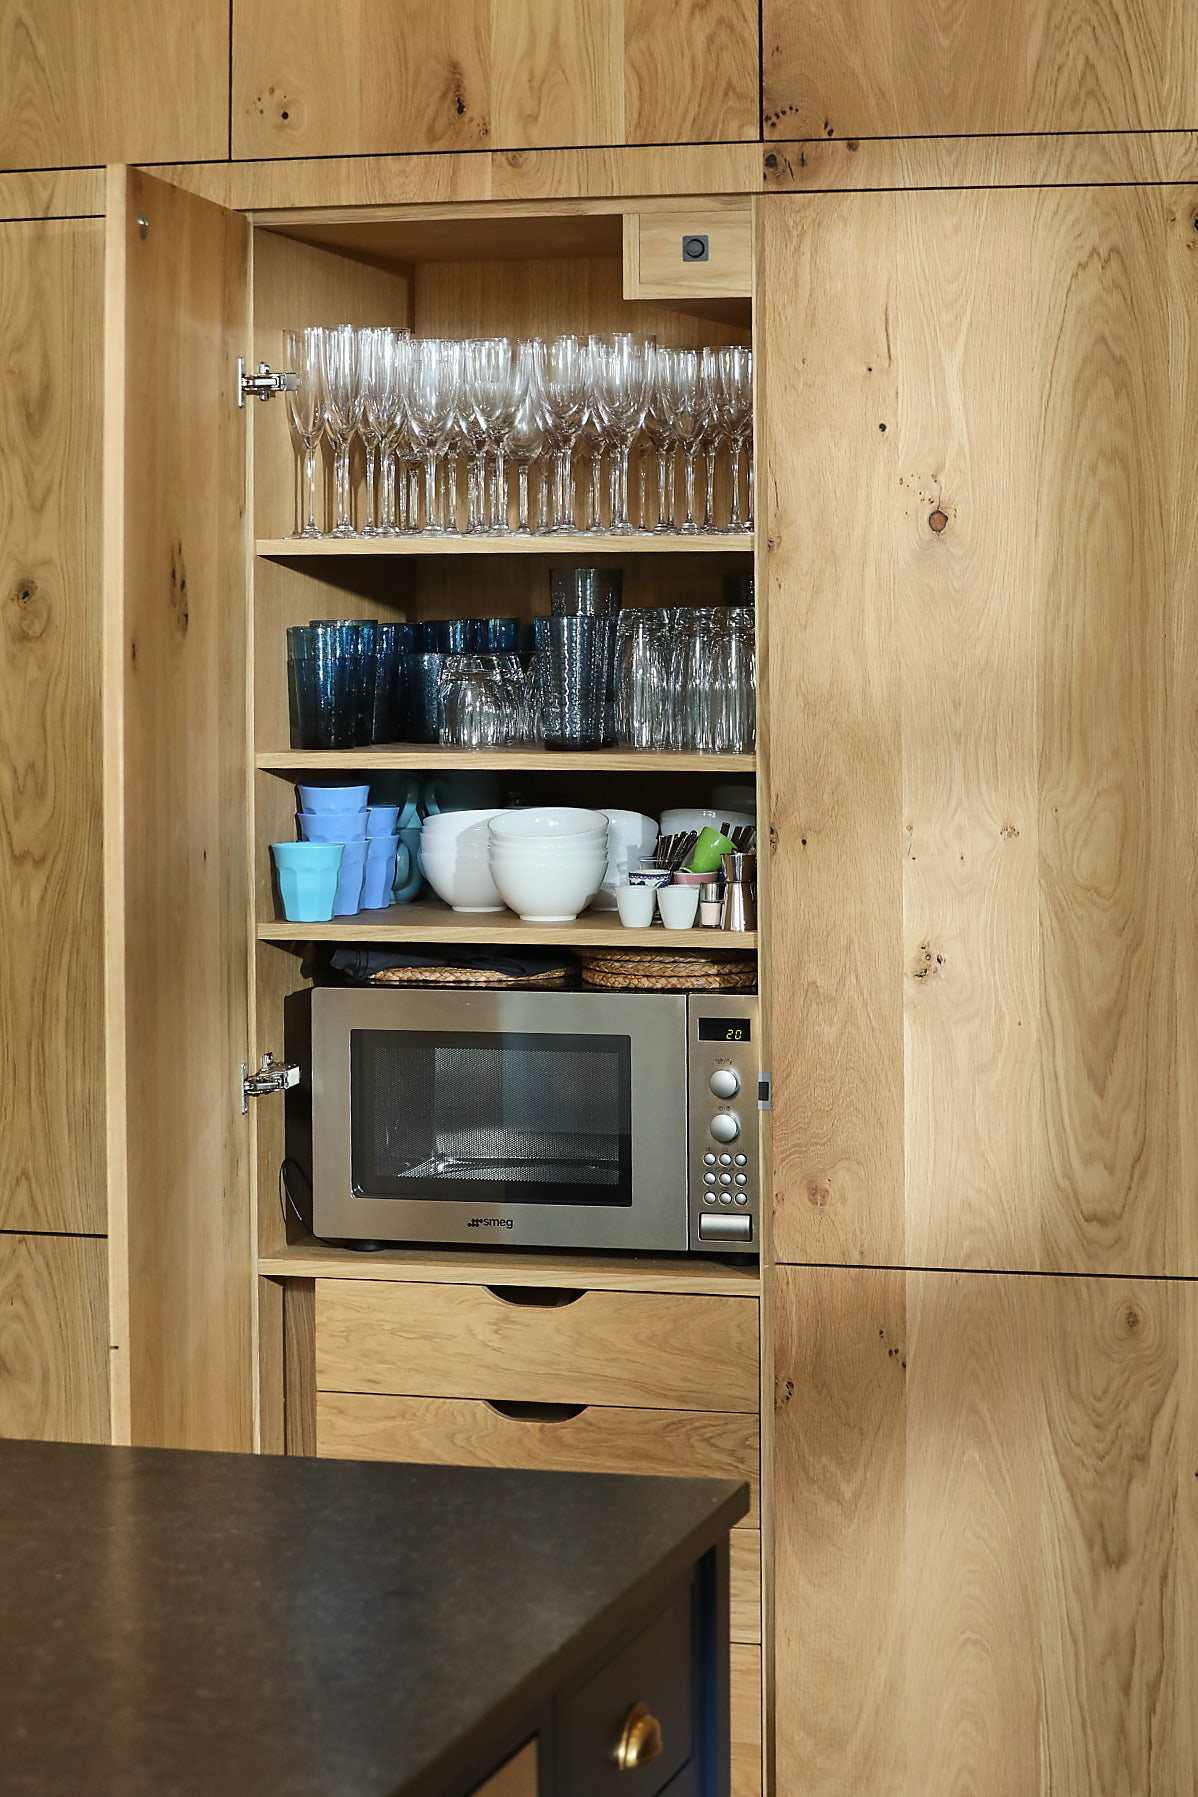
[687,994,760,1254]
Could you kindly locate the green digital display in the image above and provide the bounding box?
[698,1018,751,1043]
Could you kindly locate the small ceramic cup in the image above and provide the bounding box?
[657,884,701,930]
[615,884,656,928]
[628,868,671,889]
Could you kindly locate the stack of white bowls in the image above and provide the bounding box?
[488,808,609,922]
[420,808,505,913]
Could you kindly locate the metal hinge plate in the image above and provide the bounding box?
[241,1051,300,1113]
[238,357,298,407]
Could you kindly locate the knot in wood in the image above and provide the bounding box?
[929,509,948,534]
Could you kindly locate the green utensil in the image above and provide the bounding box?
[687,827,736,874]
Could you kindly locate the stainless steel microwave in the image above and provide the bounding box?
[289,987,761,1255]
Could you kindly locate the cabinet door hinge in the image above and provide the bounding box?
[758,1073,772,1110]
[238,357,298,407]
[241,1052,300,1113]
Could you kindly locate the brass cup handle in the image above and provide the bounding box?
[614,1701,664,1771]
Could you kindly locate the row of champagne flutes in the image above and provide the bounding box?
[283,326,753,539]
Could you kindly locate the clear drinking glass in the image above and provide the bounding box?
[665,350,705,537]
[407,339,462,534]
[284,327,324,539]
[615,608,666,749]
[590,334,654,535]
[678,606,720,749]
[358,326,399,537]
[318,324,362,538]
[723,346,753,533]
[712,605,756,750]
[437,654,506,748]
[700,347,726,533]
[643,348,680,535]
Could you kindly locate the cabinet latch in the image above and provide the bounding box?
[758,1073,772,1110]
[238,357,298,407]
[241,1052,300,1113]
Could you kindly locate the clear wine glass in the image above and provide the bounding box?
[503,339,547,537]
[407,339,462,534]
[284,326,323,538]
[358,326,396,537]
[698,348,722,532]
[723,346,753,533]
[541,334,588,533]
[643,347,680,534]
[666,349,705,536]
[590,334,654,535]
[319,323,362,538]
[459,338,493,534]
[376,329,411,535]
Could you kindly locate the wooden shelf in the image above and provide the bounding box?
[258,900,757,948]
[258,745,756,774]
[258,1236,761,1295]
[257,533,753,558]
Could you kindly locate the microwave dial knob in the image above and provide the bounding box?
[709,1111,741,1145]
[708,1068,741,1101]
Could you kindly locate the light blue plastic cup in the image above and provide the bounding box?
[366,804,401,835]
[332,839,368,916]
[271,842,343,923]
[361,837,406,911]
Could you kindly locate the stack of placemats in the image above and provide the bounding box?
[370,963,575,989]
[578,949,757,992]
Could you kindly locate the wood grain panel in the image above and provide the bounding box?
[763,0,1198,139]
[0,169,103,221]
[0,1233,108,1441]
[315,1280,760,1412]
[773,1265,1198,1796]
[730,1643,763,1797]
[765,130,1198,194]
[106,169,254,1451]
[232,0,757,159]
[729,1529,762,1644]
[762,193,905,1266]
[0,1,226,167]
[0,220,106,1235]
[766,186,1198,1276]
[316,1392,761,1524]
[472,1740,537,1797]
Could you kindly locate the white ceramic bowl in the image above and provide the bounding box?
[488,807,608,844]
[659,806,754,837]
[489,854,604,922]
[421,848,506,913]
[489,840,608,863]
[421,807,505,845]
[593,808,659,907]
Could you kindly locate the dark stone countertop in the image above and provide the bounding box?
[0,1438,748,1797]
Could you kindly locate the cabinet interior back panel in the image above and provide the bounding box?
[764,184,1198,1278]
[0,219,106,1235]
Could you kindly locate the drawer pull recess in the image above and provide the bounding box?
[614,1702,664,1771]
[484,1400,587,1423]
[485,1285,584,1308]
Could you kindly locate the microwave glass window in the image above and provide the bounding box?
[349,1030,633,1206]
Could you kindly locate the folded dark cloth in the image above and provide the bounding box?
[330,947,572,983]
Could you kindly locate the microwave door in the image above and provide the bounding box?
[310,989,689,1251]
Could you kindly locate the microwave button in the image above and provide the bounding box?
[703,1151,717,1166]
[703,1171,717,1185]
[703,1190,717,1204]
[719,1172,733,1186]
[719,1152,733,1165]
[734,1192,749,1205]
[734,1153,748,1166]
[709,1068,741,1101]
[709,1112,741,1145]
[735,1172,748,1185]
[719,1191,733,1204]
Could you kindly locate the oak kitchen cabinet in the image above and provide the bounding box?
[3,136,1196,1797]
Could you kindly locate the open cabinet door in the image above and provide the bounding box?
[104,166,253,1451]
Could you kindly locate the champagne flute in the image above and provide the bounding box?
[284,326,323,539]
[667,349,705,536]
[503,339,547,537]
[590,334,654,535]
[541,334,588,533]
[319,323,362,537]
[723,346,753,533]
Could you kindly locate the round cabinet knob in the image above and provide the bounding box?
[708,1068,741,1100]
[615,1701,664,1771]
[709,1111,741,1144]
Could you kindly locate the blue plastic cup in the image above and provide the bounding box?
[297,809,368,842]
[332,838,368,916]
[296,783,370,813]
[271,842,343,923]
[361,837,406,911]
[366,805,401,835]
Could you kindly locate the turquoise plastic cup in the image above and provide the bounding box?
[271,842,343,923]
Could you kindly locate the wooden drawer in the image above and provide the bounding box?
[472,1740,537,1797]
[624,199,752,301]
[314,1280,760,1413]
[316,1392,760,1525]
[729,1531,761,1644]
[556,1584,695,1796]
[730,1646,763,1797]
